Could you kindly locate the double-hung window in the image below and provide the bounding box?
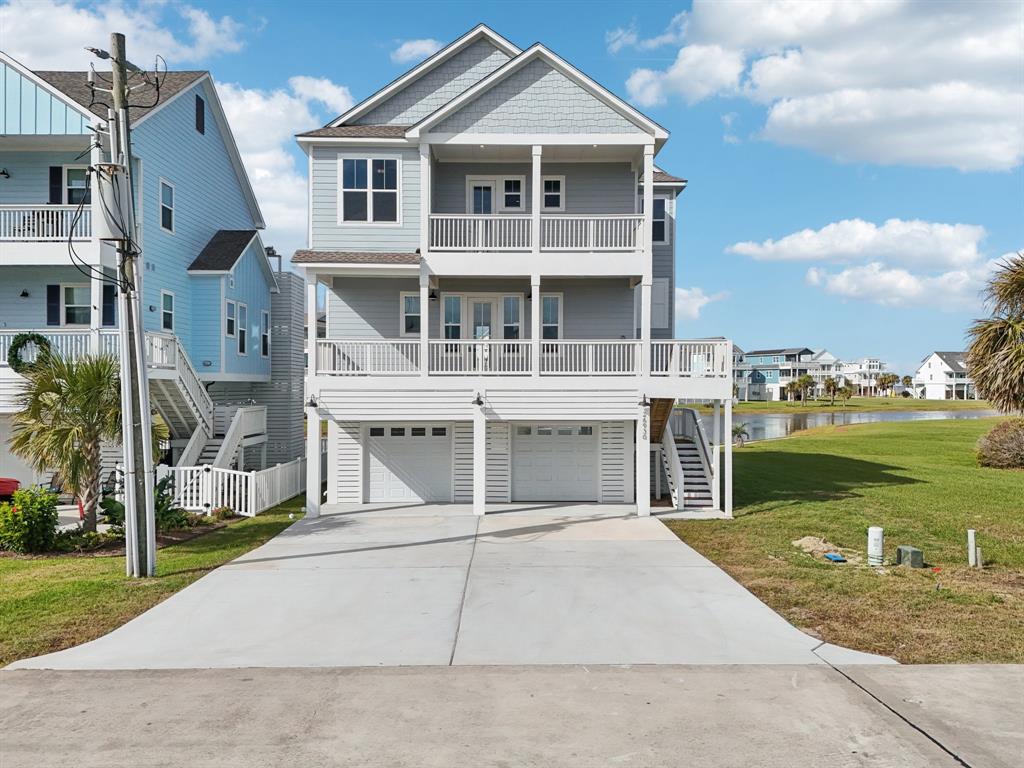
[443,296,461,340]
[542,176,565,211]
[502,178,523,210]
[62,285,90,326]
[401,293,421,336]
[341,157,399,223]
[225,300,236,337]
[541,295,561,340]
[159,180,174,232]
[640,196,669,244]
[502,296,521,340]
[261,310,270,357]
[65,167,90,205]
[160,291,174,331]
[237,303,248,355]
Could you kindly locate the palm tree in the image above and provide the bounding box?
[967,252,1024,414]
[785,379,801,404]
[9,352,165,533]
[823,376,839,406]
[901,375,913,390]
[839,384,855,408]
[796,374,815,406]
[732,423,749,447]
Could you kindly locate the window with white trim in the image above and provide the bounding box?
[160,291,174,331]
[502,295,521,340]
[541,294,561,340]
[261,310,270,357]
[340,157,399,223]
[225,300,236,338]
[542,176,565,211]
[401,292,420,336]
[159,180,174,232]
[639,195,670,244]
[64,166,90,205]
[237,303,248,355]
[443,295,461,340]
[62,284,90,326]
[502,177,524,210]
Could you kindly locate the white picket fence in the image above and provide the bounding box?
[157,457,306,517]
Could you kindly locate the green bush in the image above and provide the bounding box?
[52,528,118,553]
[0,487,59,553]
[97,475,191,532]
[210,506,236,521]
[977,418,1024,469]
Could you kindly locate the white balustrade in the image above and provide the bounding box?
[161,458,306,517]
[0,329,108,364]
[428,340,532,375]
[429,214,531,251]
[538,340,640,375]
[651,340,731,378]
[540,215,643,251]
[316,339,420,375]
[0,205,92,241]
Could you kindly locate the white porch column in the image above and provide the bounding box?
[640,145,654,376]
[306,275,318,376]
[635,403,650,516]
[419,272,429,377]
[712,400,721,512]
[89,269,103,354]
[531,145,542,254]
[473,406,486,515]
[305,406,321,518]
[530,273,541,377]
[419,142,431,252]
[639,281,651,376]
[724,397,733,518]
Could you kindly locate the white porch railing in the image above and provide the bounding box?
[540,215,643,251]
[159,457,305,517]
[0,204,92,241]
[213,405,268,467]
[145,332,215,435]
[316,339,420,375]
[429,214,531,251]
[651,340,731,378]
[0,329,116,364]
[429,340,532,375]
[538,340,640,375]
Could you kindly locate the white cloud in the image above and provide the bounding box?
[676,286,728,320]
[217,77,351,257]
[805,259,1001,309]
[390,39,443,64]
[618,0,1024,170]
[607,12,688,53]
[0,0,246,69]
[727,218,986,269]
[605,25,639,54]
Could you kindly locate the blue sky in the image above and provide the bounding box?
[2,0,1021,374]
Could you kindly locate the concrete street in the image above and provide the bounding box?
[2,664,1021,767]
[9,504,888,669]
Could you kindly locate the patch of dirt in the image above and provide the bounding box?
[791,535,863,564]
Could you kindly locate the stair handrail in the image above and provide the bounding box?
[676,407,715,491]
[145,332,215,435]
[212,405,266,468]
[661,421,684,510]
[177,423,209,467]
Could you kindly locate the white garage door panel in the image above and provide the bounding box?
[0,416,37,486]
[512,424,598,502]
[366,425,452,503]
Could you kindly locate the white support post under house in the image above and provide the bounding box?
[531,145,542,255]
[712,400,721,511]
[472,407,486,515]
[89,268,103,354]
[419,272,429,377]
[724,397,733,517]
[635,403,651,516]
[305,406,321,518]
[531,274,541,377]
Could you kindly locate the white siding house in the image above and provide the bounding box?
[914,352,978,400]
[296,25,733,518]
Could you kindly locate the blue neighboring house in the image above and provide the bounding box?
[0,51,304,486]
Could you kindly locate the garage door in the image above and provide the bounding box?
[366,424,452,503]
[0,416,37,487]
[512,424,598,502]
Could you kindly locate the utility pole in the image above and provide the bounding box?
[105,32,157,577]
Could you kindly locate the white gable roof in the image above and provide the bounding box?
[329,24,520,127]
[408,44,668,141]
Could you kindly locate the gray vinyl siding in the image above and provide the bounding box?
[651,187,678,339]
[326,276,634,340]
[310,145,420,252]
[433,162,635,215]
[355,40,511,126]
[433,59,644,135]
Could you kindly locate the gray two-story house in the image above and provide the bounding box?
[295,25,734,517]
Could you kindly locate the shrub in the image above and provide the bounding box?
[210,506,235,521]
[97,475,191,532]
[0,487,59,553]
[52,528,118,553]
[977,418,1024,469]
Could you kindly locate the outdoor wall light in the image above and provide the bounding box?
[0,169,9,179]
[202,360,212,367]
[472,392,484,406]
[19,290,29,298]
[638,394,650,408]
[429,289,438,301]
[306,395,318,408]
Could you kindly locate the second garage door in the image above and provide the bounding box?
[512,424,599,502]
[366,424,452,503]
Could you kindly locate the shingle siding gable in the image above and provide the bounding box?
[433,59,643,135]
[354,40,510,126]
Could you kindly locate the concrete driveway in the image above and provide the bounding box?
[10,504,889,669]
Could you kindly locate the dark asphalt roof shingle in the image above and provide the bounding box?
[35,70,207,123]
[653,170,686,184]
[296,125,409,139]
[188,230,258,271]
[291,250,420,265]
[934,351,969,373]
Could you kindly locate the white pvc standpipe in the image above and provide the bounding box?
[867,526,884,566]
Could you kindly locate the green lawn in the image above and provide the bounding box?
[665,418,1024,663]
[0,496,303,667]
[699,396,992,415]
